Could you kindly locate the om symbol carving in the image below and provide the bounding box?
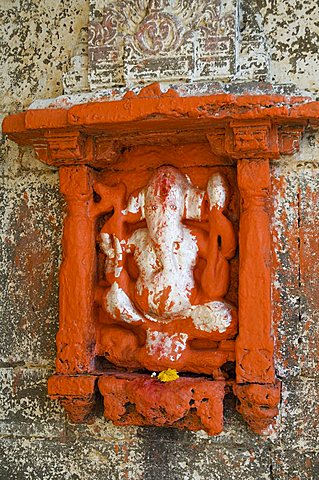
[135,12,182,55]
[95,166,237,375]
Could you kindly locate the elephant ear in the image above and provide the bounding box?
[184,175,206,220]
[206,173,228,211]
[121,188,146,220]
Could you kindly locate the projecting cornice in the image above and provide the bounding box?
[3,84,318,167]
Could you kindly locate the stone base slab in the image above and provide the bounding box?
[98,373,225,435]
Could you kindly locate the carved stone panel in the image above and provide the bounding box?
[88,0,237,88]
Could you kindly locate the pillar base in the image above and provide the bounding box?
[48,375,98,423]
[233,381,281,434]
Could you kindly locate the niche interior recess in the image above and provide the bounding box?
[4,84,319,435]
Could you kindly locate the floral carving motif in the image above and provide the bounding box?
[88,0,237,86]
[88,7,120,47]
[135,11,182,55]
[233,125,269,152]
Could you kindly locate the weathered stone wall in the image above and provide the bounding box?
[1,1,318,478]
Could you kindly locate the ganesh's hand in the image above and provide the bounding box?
[101,232,128,281]
[100,232,115,258]
[105,281,144,324]
[188,301,234,334]
[100,232,116,278]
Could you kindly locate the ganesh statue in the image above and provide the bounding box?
[94,165,237,379]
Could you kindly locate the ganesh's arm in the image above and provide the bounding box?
[161,303,237,341]
[120,188,145,224]
[200,209,236,299]
[104,278,144,324]
[214,211,237,259]
[99,239,144,324]
[193,228,208,259]
[95,181,129,285]
[123,211,144,224]
[104,235,138,285]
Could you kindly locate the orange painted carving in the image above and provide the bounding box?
[98,374,225,435]
[234,381,281,434]
[236,159,274,384]
[48,375,97,423]
[4,84,317,435]
[95,165,237,375]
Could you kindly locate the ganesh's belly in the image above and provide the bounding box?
[134,275,193,319]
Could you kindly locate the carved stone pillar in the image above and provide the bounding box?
[222,121,281,433]
[234,159,280,433]
[57,166,95,374]
[50,166,98,422]
[236,159,274,384]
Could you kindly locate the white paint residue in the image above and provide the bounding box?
[101,232,115,275]
[100,232,114,257]
[122,167,202,319]
[100,233,125,277]
[102,167,234,330]
[122,190,145,217]
[146,331,188,361]
[113,236,123,278]
[207,173,227,209]
[185,188,205,219]
[106,282,143,323]
[190,301,232,333]
[131,227,198,319]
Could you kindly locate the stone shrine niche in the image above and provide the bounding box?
[94,161,238,381]
[5,85,317,435]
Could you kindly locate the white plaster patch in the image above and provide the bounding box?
[190,301,232,333]
[146,331,188,361]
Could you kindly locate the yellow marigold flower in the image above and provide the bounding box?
[157,368,179,383]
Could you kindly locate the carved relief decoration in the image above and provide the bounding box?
[4,87,317,435]
[134,11,182,55]
[88,0,236,87]
[63,0,272,92]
